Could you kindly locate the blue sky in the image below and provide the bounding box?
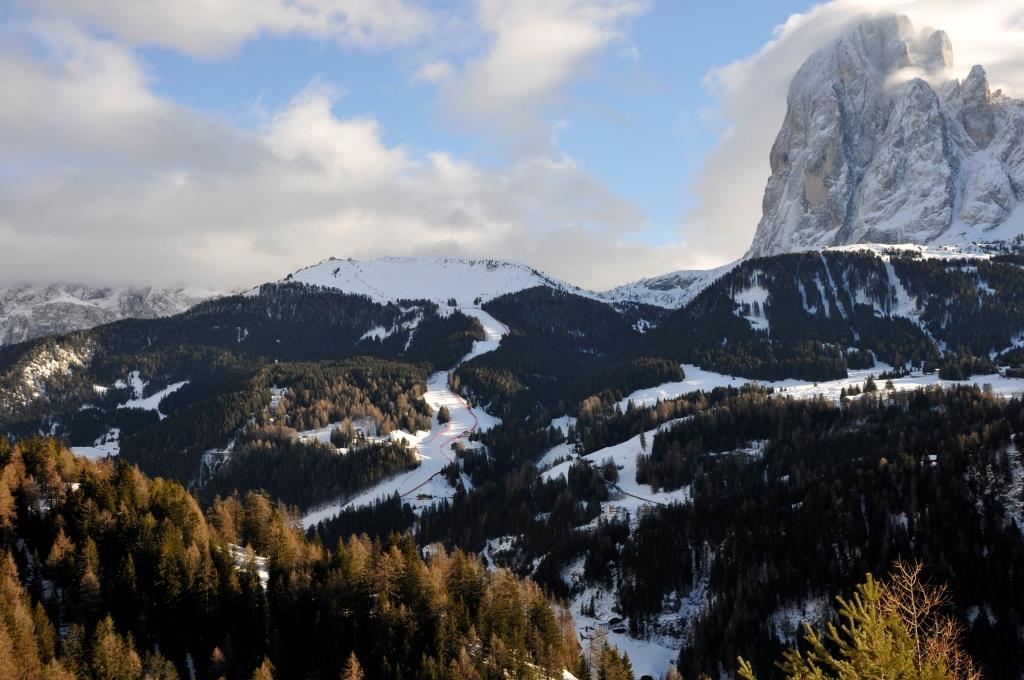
[2,0,1018,288]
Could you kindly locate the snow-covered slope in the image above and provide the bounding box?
[749,13,1024,257]
[301,307,510,528]
[276,256,601,307]
[600,261,738,309]
[0,284,215,345]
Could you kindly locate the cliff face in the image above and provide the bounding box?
[749,14,1024,257]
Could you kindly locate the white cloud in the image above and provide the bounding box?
[0,22,669,291]
[441,0,648,148]
[684,0,1024,267]
[0,21,258,169]
[24,0,434,57]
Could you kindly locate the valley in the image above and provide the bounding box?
[3,8,1024,680]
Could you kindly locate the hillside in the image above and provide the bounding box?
[646,246,1024,381]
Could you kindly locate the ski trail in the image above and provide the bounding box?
[301,308,507,528]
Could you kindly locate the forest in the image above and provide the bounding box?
[0,437,621,680]
[419,386,1024,678]
[454,287,682,423]
[118,357,437,496]
[0,285,482,431]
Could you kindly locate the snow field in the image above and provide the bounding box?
[617,363,1024,413]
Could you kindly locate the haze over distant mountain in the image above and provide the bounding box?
[600,262,738,309]
[0,284,215,345]
[749,13,1024,257]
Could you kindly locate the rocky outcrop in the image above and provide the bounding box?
[749,14,1024,257]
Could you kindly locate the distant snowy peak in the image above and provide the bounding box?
[749,13,1024,257]
[274,256,602,307]
[0,285,215,346]
[601,262,739,309]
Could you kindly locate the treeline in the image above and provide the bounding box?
[643,250,1024,381]
[574,384,770,456]
[893,255,1024,357]
[0,437,599,680]
[404,310,486,368]
[259,359,433,434]
[311,494,417,548]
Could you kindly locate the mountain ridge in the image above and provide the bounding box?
[267,255,606,306]
[0,283,217,346]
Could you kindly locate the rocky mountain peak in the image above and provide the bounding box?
[748,14,1024,257]
[917,28,953,73]
[962,65,996,148]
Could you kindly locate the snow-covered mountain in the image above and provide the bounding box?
[276,255,739,311]
[601,262,738,309]
[749,13,1024,257]
[0,284,214,345]
[269,256,603,307]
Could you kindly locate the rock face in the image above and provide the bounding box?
[0,285,214,345]
[749,14,1024,257]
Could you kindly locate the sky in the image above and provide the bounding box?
[1,0,1023,291]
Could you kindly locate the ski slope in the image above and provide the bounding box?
[278,256,601,306]
[301,308,507,528]
[540,423,694,679]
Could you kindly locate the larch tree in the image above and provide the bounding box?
[739,561,980,680]
[341,651,365,680]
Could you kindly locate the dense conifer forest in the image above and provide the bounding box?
[0,285,481,430]
[0,437,599,680]
[646,250,1024,381]
[418,386,1024,678]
